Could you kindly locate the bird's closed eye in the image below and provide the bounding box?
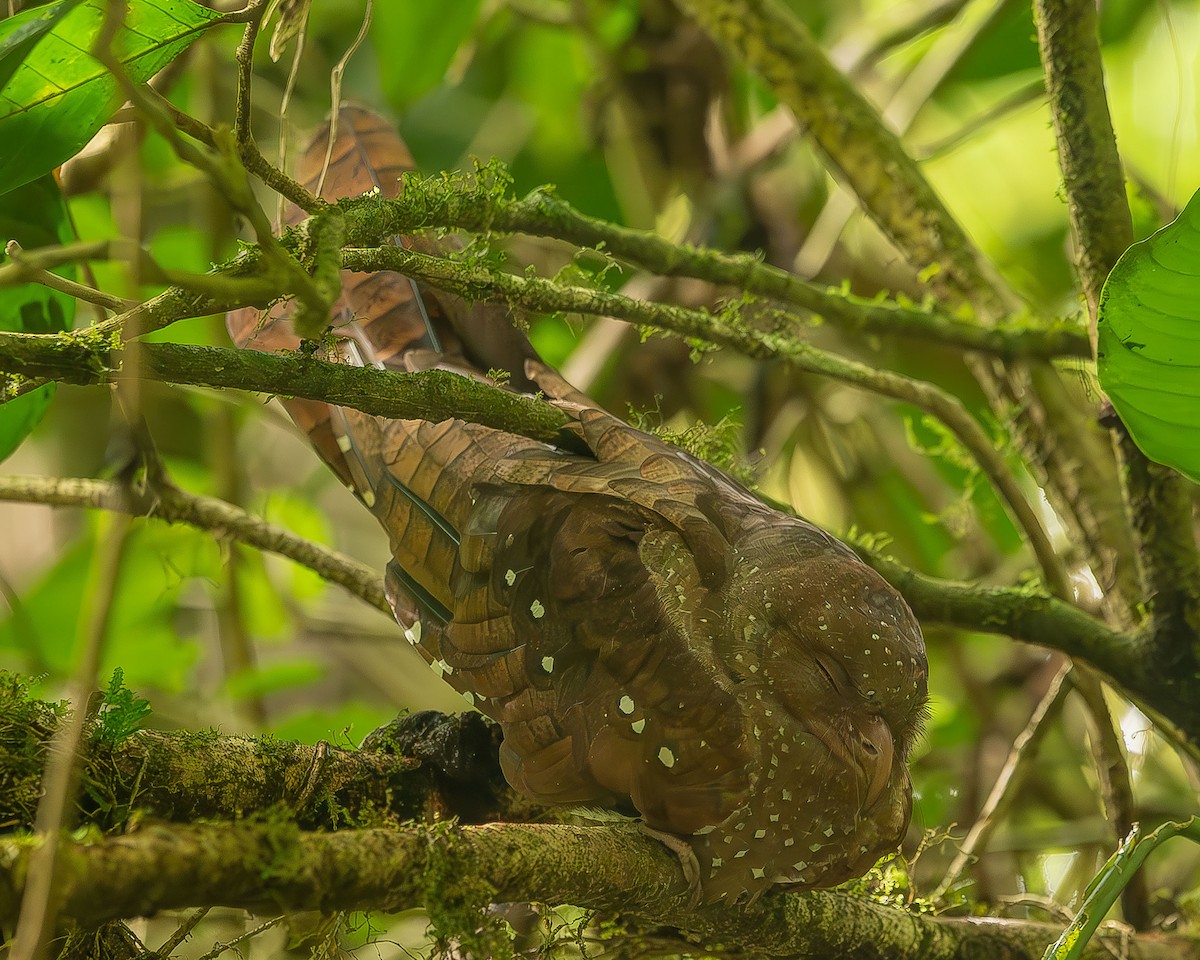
[815,656,846,694]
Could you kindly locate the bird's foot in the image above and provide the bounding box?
[639,824,704,909]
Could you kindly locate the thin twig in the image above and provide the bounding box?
[931,661,1072,902]
[0,474,389,615]
[3,241,135,312]
[1070,668,1151,929]
[157,908,212,957]
[9,513,133,960]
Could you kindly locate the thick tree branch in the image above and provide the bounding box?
[0,679,517,832]
[0,334,583,454]
[0,822,1191,960]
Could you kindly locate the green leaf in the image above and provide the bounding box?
[95,667,152,743]
[0,0,88,94]
[0,0,223,193]
[0,173,76,462]
[1097,188,1200,483]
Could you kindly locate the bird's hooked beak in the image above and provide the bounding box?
[808,714,895,812]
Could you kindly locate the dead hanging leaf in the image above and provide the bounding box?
[293,104,417,215]
[268,0,314,62]
[226,106,455,482]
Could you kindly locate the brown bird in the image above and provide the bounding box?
[228,107,928,903]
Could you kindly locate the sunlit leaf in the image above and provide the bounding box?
[1097,187,1200,483]
[0,174,76,462]
[0,0,88,93]
[0,0,222,193]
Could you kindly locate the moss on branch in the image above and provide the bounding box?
[0,674,519,834]
[0,820,1191,959]
[0,332,583,454]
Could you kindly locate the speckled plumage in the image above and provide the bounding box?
[228,107,928,902]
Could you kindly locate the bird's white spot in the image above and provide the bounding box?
[658,747,676,768]
[504,569,516,586]
[631,718,646,734]
[336,435,352,452]
[769,814,780,823]
[748,664,758,673]
[752,867,766,879]
[767,770,775,780]
[403,622,422,645]
[362,490,376,508]
[711,857,723,867]
[462,691,475,705]
[784,837,794,847]
[694,825,715,836]
[793,861,808,871]
[753,829,766,839]
[734,849,748,858]
[782,790,793,801]
[541,655,554,672]
[770,755,779,767]
[431,659,445,678]
[530,600,546,619]
[618,695,635,714]
[810,843,822,852]
[505,534,514,546]
[823,826,834,837]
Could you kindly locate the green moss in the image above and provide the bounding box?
[422,822,512,958]
[0,672,65,830]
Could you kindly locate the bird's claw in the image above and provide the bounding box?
[639,824,704,909]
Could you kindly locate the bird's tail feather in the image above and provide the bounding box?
[226,105,545,625]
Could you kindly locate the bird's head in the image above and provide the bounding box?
[720,522,928,821]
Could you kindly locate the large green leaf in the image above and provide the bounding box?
[0,174,76,462]
[0,0,222,193]
[1097,189,1200,483]
[0,0,88,93]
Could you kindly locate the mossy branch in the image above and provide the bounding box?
[0,678,517,833]
[337,183,1088,361]
[0,332,582,454]
[0,821,1191,960]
